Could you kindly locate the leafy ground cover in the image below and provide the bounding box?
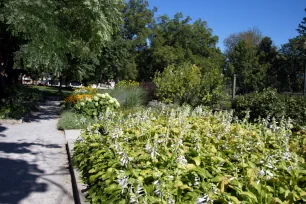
[73,106,306,203]
[57,111,98,130]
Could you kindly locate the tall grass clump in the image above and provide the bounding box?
[101,86,147,109]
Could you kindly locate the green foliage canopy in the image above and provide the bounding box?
[0,0,123,74]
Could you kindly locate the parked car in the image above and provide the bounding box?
[38,80,48,86]
[47,80,60,87]
[68,82,83,88]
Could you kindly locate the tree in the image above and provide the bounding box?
[0,22,22,97]
[0,0,123,84]
[278,37,305,92]
[150,13,224,74]
[297,8,306,38]
[122,0,156,50]
[227,41,266,94]
[273,8,306,93]
[94,0,156,81]
[95,37,138,82]
[257,37,279,88]
[150,13,226,104]
[224,27,262,56]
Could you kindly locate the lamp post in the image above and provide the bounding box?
[304,42,306,96]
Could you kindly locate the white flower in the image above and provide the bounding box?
[176,155,188,167]
[197,194,213,204]
[259,169,265,177]
[117,171,128,194]
[153,180,162,196]
[168,175,174,180]
[136,185,144,197]
[120,152,132,167]
[194,176,200,186]
[266,170,273,177]
[168,197,175,204]
[145,144,151,152]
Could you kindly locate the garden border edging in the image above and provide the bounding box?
[64,129,89,204]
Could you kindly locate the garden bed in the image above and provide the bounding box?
[72,106,306,203]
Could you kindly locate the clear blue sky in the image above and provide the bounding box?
[148,0,306,51]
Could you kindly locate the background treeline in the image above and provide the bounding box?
[0,0,306,98]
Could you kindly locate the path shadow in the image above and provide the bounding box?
[0,158,47,204]
[0,125,7,137]
[0,142,61,154]
[0,141,73,204]
[23,99,62,123]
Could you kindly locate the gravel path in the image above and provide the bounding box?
[0,99,74,204]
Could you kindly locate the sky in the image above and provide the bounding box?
[148,0,306,51]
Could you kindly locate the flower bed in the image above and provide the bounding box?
[73,106,306,203]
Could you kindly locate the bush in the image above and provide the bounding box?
[281,94,306,128]
[116,80,140,88]
[73,106,306,203]
[0,86,43,119]
[154,63,201,105]
[74,93,120,118]
[232,88,306,128]
[101,87,147,109]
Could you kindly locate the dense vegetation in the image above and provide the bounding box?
[232,88,306,128]
[74,106,306,203]
[0,86,43,119]
[2,1,305,100]
[1,0,306,203]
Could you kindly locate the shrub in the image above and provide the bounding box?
[0,86,43,119]
[281,94,306,128]
[101,87,147,109]
[232,88,306,127]
[154,63,201,105]
[73,106,306,203]
[116,80,140,88]
[74,93,120,118]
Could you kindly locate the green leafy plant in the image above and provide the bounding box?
[232,88,306,128]
[74,93,120,118]
[73,106,306,203]
[154,63,202,105]
[116,80,140,88]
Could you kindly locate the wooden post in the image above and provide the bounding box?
[232,74,236,99]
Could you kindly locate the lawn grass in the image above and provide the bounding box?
[29,85,73,98]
